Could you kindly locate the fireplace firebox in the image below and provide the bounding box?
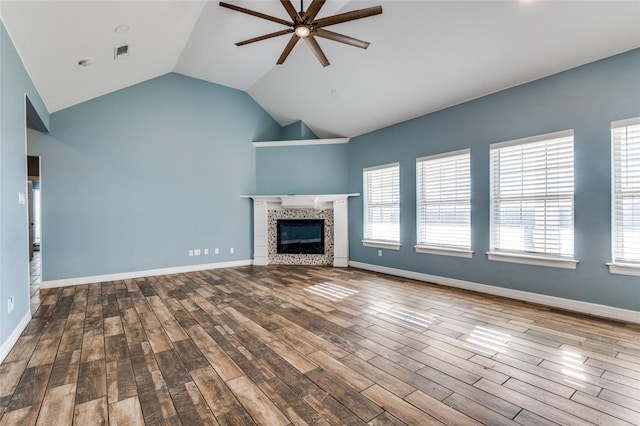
[277,219,325,254]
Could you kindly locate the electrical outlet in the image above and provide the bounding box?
[189,250,194,257]
[230,247,234,254]
[214,248,219,254]
[378,249,382,257]
[8,296,14,313]
[194,249,201,256]
[204,248,209,255]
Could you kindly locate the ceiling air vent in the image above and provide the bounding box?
[114,45,129,60]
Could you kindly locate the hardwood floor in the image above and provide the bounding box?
[1,265,639,425]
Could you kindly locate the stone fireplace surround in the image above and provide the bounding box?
[243,195,358,267]
[269,209,333,265]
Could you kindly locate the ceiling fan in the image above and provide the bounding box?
[219,0,382,67]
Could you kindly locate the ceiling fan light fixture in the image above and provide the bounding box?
[294,25,311,38]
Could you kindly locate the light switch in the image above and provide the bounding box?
[18,192,26,205]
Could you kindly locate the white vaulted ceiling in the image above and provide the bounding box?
[1,1,639,138]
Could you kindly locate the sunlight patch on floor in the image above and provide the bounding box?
[367,302,436,329]
[465,325,511,354]
[304,282,359,301]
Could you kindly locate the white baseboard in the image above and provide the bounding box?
[0,310,31,364]
[40,260,253,289]
[333,257,349,267]
[349,261,640,324]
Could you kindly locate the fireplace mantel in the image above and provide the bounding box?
[241,194,359,267]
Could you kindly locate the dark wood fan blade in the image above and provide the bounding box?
[277,35,301,64]
[305,36,330,67]
[236,29,293,46]
[219,2,291,27]
[301,0,326,23]
[314,5,382,28]
[314,28,370,49]
[280,0,299,22]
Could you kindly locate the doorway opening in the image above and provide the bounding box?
[27,155,41,312]
[25,95,48,314]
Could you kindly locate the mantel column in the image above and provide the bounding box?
[333,198,349,267]
[252,200,269,266]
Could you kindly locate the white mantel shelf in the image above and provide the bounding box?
[241,194,359,209]
[241,194,359,267]
[252,138,350,148]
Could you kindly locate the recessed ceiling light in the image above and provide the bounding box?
[115,24,130,34]
[78,58,93,67]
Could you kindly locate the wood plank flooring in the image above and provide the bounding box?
[1,265,639,425]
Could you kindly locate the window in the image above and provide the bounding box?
[363,163,400,249]
[609,117,640,276]
[489,130,577,269]
[416,149,471,257]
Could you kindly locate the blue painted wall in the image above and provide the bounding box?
[256,143,348,195]
[348,49,640,311]
[27,73,280,281]
[255,120,319,142]
[278,121,318,141]
[0,20,49,353]
[255,119,348,195]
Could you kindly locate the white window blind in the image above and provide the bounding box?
[490,130,574,259]
[363,163,400,243]
[612,118,640,265]
[416,149,470,251]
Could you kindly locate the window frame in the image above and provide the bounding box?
[415,149,473,258]
[607,117,640,277]
[362,162,401,250]
[487,130,578,269]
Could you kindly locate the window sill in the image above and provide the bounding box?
[607,262,640,277]
[487,252,578,269]
[362,240,401,250]
[415,245,473,258]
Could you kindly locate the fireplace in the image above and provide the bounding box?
[277,219,325,254]
[242,194,359,267]
[269,209,333,265]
